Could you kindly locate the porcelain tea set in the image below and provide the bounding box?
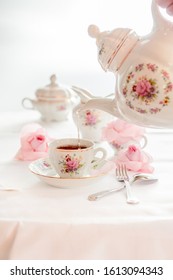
[26,0,167,192]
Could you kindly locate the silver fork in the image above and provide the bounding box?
[116,164,139,204]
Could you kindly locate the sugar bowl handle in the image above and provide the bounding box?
[22,98,34,110]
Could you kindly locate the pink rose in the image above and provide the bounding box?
[85,111,97,125]
[114,145,154,173]
[102,119,146,145]
[136,79,152,96]
[66,158,79,171]
[15,123,52,161]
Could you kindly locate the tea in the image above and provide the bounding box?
[57,145,87,150]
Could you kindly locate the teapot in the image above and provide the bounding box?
[22,74,79,122]
[75,0,173,128]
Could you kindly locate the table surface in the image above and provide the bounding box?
[0,111,173,260]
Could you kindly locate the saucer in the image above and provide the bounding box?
[29,157,114,188]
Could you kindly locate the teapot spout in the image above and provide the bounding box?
[78,98,121,118]
[71,85,96,103]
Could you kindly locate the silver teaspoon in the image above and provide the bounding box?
[88,173,158,201]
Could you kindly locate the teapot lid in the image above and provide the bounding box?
[88,25,139,72]
[35,74,70,101]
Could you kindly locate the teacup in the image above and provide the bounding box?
[48,138,107,178]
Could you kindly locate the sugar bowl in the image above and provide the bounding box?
[22,74,79,122]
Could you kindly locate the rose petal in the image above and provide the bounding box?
[102,119,146,145]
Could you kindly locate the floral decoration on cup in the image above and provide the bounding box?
[82,110,100,127]
[59,154,84,176]
[15,123,53,161]
[102,118,146,151]
[114,145,154,173]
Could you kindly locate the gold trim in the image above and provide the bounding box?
[29,168,107,180]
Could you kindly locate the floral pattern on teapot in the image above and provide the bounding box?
[122,63,173,114]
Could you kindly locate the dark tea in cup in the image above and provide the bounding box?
[57,145,87,150]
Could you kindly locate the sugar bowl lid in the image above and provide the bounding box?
[35,74,70,101]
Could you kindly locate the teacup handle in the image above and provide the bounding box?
[22,98,34,110]
[141,135,148,149]
[91,147,107,169]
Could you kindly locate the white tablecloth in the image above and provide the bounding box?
[0,111,173,260]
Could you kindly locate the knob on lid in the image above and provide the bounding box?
[88,25,139,72]
[35,74,70,101]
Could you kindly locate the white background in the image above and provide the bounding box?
[0,0,171,112]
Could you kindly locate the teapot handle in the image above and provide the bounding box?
[152,0,173,30]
